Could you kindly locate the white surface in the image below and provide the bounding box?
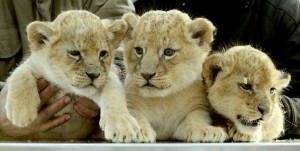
[0,142,300,151]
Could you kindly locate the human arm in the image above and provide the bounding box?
[0,79,100,140]
[89,0,135,19]
[0,79,71,140]
[281,96,300,139]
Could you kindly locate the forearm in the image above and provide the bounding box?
[90,0,135,19]
[0,130,19,141]
[281,95,300,138]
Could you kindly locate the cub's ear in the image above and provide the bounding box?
[202,53,223,88]
[187,18,216,46]
[122,13,139,40]
[275,71,291,91]
[26,21,58,51]
[106,19,128,49]
[202,52,234,88]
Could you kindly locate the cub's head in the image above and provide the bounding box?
[122,10,216,97]
[26,10,127,95]
[203,45,291,134]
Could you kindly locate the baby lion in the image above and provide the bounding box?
[5,10,142,142]
[202,45,291,141]
[122,10,228,142]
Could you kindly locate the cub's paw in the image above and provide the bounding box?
[100,113,141,143]
[228,125,259,142]
[136,125,156,143]
[5,99,38,127]
[186,125,228,142]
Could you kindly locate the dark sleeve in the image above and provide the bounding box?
[270,0,300,98]
[272,2,300,138]
[281,95,300,139]
[89,0,135,19]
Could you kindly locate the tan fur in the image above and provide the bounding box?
[5,10,143,142]
[203,45,291,142]
[122,10,227,142]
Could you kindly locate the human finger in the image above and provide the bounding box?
[74,97,100,118]
[76,97,100,111]
[37,79,50,92]
[38,95,71,121]
[39,84,59,105]
[74,102,100,119]
[38,113,71,132]
[73,104,90,119]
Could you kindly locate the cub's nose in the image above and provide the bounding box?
[86,72,100,81]
[258,105,270,116]
[141,73,155,81]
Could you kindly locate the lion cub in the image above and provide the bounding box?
[122,10,228,142]
[5,10,142,142]
[202,45,291,141]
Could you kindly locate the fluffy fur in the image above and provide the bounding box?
[203,45,291,141]
[5,10,143,142]
[122,10,228,142]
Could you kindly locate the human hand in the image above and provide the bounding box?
[0,79,71,139]
[73,96,100,119]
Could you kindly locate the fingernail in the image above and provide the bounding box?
[64,96,71,104]
[65,114,71,120]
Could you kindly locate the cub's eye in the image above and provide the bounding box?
[99,50,108,58]
[239,83,253,92]
[270,87,276,95]
[68,50,81,60]
[163,48,175,57]
[68,50,81,56]
[135,47,144,57]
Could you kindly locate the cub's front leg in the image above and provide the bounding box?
[227,124,261,142]
[5,65,40,127]
[128,109,156,143]
[97,72,142,143]
[174,109,228,142]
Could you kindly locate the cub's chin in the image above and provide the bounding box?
[234,116,263,134]
[139,85,173,98]
[70,83,102,98]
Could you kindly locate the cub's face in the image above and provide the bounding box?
[26,10,127,95]
[203,45,291,134]
[123,10,216,97]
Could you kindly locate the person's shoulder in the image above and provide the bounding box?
[266,0,299,8]
[264,0,299,18]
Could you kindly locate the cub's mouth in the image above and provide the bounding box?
[88,83,96,88]
[144,82,155,87]
[142,82,171,90]
[237,115,262,127]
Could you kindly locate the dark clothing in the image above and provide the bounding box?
[134,0,300,139]
[282,96,300,138]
